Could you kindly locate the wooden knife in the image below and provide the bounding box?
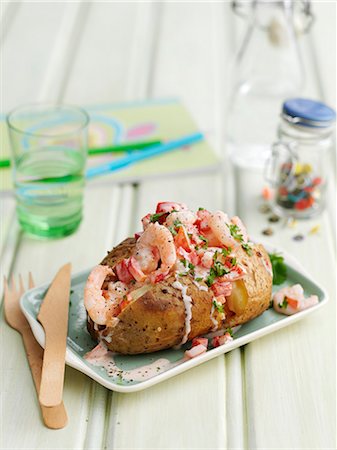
[38,263,71,407]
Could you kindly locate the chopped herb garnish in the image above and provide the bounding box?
[173,219,182,228]
[199,235,208,248]
[278,298,288,309]
[198,207,205,211]
[227,223,244,242]
[226,327,234,337]
[213,250,219,261]
[150,212,166,223]
[195,245,200,251]
[195,277,203,282]
[230,257,237,267]
[206,270,216,287]
[212,299,224,313]
[213,260,229,277]
[180,258,187,267]
[187,262,195,276]
[268,252,287,285]
[242,242,253,256]
[206,261,229,286]
[221,247,232,257]
[178,272,187,277]
[168,226,177,236]
[187,232,193,238]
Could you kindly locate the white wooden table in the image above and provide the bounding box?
[1,2,336,449]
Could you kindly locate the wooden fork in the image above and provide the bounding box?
[4,274,68,429]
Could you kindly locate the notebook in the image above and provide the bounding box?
[1,98,219,192]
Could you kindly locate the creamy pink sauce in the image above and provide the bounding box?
[84,343,181,382]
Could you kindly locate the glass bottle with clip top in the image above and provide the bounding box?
[227,0,314,169]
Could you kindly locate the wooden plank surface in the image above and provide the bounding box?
[1,1,336,449]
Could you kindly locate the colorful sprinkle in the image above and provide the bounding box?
[262,186,273,201]
[309,224,321,235]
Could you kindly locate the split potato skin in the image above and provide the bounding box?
[87,238,272,354]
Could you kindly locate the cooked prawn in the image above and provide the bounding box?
[207,211,239,248]
[84,265,125,326]
[130,222,176,282]
[165,210,197,228]
[273,284,319,315]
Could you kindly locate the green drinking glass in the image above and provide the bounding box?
[7,103,90,239]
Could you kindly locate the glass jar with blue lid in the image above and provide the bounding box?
[266,98,336,218]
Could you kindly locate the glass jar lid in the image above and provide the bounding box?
[282,98,336,128]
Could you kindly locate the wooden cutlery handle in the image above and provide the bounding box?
[21,327,68,429]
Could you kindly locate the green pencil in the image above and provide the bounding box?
[0,139,162,168]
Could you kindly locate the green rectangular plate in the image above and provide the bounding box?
[20,247,327,393]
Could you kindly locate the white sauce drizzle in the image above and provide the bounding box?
[172,279,193,346]
[102,334,112,343]
[192,280,208,291]
[84,344,181,382]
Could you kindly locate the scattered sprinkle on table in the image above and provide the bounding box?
[293,234,305,241]
[268,214,280,223]
[259,203,272,214]
[262,227,274,236]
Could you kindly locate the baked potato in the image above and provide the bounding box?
[84,202,273,354]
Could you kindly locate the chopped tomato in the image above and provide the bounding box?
[189,250,200,266]
[285,297,300,310]
[212,333,233,348]
[178,247,191,260]
[148,271,167,284]
[191,337,208,348]
[115,259,134,283]
[134,231,142,240]
[212,281,232,297]
[174,226,191,252]
[127,256,146,282]
[196,209,211,232]
[141,213,151,229]
[214,294,226,305]
[184,344,207,359]
[219,265,246,282]
[156,202,187,214]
